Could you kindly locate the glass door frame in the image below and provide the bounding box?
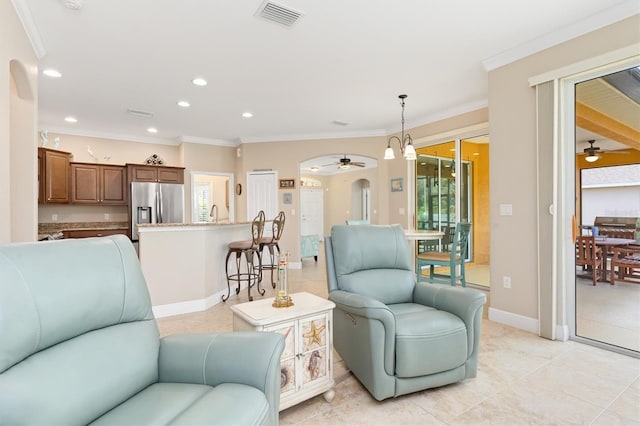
[559,56,639,357]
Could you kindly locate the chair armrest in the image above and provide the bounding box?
[328,289,396,376]
[328,289,395,327]
[158,332,284,422]
[413,283,486,357]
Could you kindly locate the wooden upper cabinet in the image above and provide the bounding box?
[38,148,72,204]
[127,164,184,184]
[71,163,126,205]
[101,165,126,204]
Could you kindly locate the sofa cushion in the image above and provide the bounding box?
[0,235,155,373]
[389,303,468,378]
[91,382,271,425]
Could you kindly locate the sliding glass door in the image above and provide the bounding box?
[415,137,490,286]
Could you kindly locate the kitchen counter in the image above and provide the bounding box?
[137,222,254,318]
[38,221,128,240]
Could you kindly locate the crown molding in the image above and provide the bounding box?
[41,126,179,146]
[482,0,640,72]
[239,129,387,144]
[178,135,238,147]
[387,100,489,135]
[11,0,46,59]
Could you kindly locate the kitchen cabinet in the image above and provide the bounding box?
[38,148,72,204]
[127,164,184,184]
[70,163,126,205]
[231,292,335,411]
[62,229,128,239]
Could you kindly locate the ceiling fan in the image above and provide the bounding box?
[321,155,366,169]
[578,140,632,163]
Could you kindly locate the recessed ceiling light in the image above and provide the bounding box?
[177,101,190,108]
[43,69,62,78]
[473,152,480,156]
[242,112,253,118]
[147,127,158,133]
[64,116,77,123]
[192,78,207,86]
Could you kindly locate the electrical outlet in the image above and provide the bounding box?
[104,213,110,220]
[503,276,512,288]
[51,214,58,221]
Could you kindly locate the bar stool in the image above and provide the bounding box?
[257,211,286,288]
[223,211,265,302]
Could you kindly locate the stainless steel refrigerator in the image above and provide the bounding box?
[130,182,184,241]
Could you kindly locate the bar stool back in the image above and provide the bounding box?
[223,210,265,302]
[258,211,286,288]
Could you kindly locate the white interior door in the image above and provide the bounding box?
[247,171,278,221]
[301,188,324,240]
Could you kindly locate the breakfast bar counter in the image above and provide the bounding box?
[137,222,251,318]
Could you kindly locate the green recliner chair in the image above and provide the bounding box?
[325,224,486,401]
[0,235,284,425]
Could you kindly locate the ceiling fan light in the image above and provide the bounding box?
[384,146,395,160]
[585,154,599,162]
[339,164,350,170]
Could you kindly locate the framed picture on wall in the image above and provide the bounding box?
[279,178,295,189]
[391,178,403,192]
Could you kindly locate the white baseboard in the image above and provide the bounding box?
[555,324,570,341]
[488,307,539,334]
[153,285,246,318]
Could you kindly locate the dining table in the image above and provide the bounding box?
[594,237,637,281]
[404,229,445,273]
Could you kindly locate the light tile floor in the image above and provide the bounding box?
[157,252,640,425]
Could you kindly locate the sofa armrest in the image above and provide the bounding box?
[158,332,284,424]
[413,283,486,358]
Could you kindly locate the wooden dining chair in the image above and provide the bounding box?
[575,235,604,286]
[609,246,640,285]
[416,222,471,286]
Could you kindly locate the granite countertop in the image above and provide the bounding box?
[38,222,129,240]
[137,221,249,228]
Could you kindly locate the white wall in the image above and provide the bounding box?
[581,186,640,224]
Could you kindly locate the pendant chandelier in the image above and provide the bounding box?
[384,94,416,161]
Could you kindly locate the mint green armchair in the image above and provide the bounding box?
[325,225,486,401]
[0,235,284,425]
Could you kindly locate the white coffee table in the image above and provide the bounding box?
[230,292,336,411]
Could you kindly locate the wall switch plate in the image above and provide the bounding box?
[290,209,295,216]
[104,213,110,220]
[499,204,513,216]
[51,214,58,221]
[399,207,405,215]
[503,276,512,288]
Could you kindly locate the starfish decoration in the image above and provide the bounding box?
[303,321,325,346]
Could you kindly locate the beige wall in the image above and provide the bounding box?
[1,2,38,243]
[238,136,390,261]
[488,16,640,321]
[181,142,236,223]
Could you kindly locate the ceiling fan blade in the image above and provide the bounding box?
[352,162,366,167]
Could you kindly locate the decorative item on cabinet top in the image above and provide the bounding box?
[145,154,164,165]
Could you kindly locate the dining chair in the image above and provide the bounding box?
[575,235,604,286]
[416,222,471,287]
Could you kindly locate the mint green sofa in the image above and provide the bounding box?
[0,235,284,425]
[325,224,486,401]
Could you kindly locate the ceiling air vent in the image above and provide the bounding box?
[256,1,303,28]
[127,108,154,119]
